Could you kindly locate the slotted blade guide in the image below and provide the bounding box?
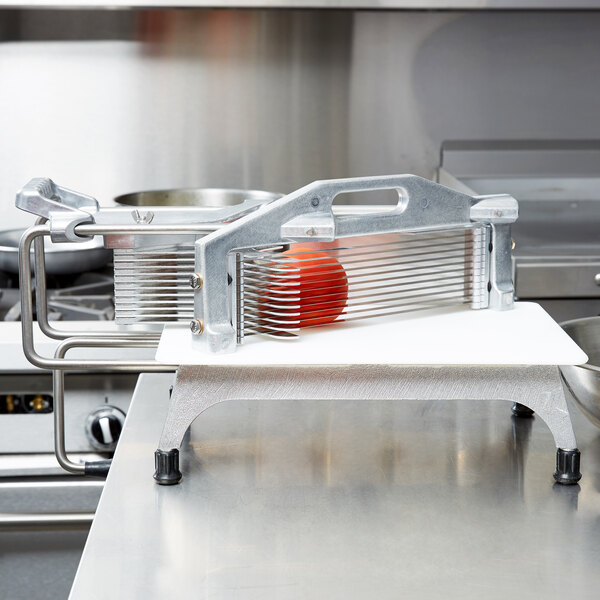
[114,246,195,324]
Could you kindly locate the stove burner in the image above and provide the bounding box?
[0,270,114,322]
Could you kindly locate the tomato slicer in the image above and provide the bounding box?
[14,175,587,487]
[186,174,517,353]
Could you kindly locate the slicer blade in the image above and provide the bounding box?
[235,227,489,340]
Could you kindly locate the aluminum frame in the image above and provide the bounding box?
[155,364,580,486]
[193,174,517,353]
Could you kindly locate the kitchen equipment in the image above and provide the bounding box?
[17,175,518,342]
[12,174,585,488]
[560,316,600,427]
[173,174,517,353]
[0,228,110,275]
[0,269,114,322]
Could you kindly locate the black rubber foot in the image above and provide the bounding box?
[511,402,534,417]
[153,449,182,485]
[553,448,582,485]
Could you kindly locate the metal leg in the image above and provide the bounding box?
[153,366,231,484]
[154,364,580,485]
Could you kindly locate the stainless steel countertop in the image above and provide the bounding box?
[70,372,600,599]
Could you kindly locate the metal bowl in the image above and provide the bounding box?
[114,188,282,208]
[0,229,111,276]
[560,316,600,428]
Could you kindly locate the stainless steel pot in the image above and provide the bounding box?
[560,316,600,428]
[114,188,282,208]
[0,229,111,275]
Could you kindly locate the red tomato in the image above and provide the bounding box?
[262,245,348,328]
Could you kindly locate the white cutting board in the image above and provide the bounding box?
[155,302,588,366]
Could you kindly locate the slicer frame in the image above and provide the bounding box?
[192,175,517,353]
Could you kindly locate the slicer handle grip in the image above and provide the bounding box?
[282,174,474,240]
[15,178,99,242]
[16,177,99,217]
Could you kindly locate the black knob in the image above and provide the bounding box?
[85,406,126,452]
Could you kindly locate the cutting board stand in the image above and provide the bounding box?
[153,364,581,487]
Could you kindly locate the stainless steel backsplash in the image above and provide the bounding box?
[2,9,600,228]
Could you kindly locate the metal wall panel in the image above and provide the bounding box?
[1,9,600,229]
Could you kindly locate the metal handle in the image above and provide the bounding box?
[16,177,99,215]
[280,174,476,241]
[280,175,517,241]
[0,512,94,531]
[16,178,99,242]
[15,177,280,244]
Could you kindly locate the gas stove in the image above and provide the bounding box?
[0,269,114,323]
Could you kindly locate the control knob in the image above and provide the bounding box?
[85,406,126,452]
